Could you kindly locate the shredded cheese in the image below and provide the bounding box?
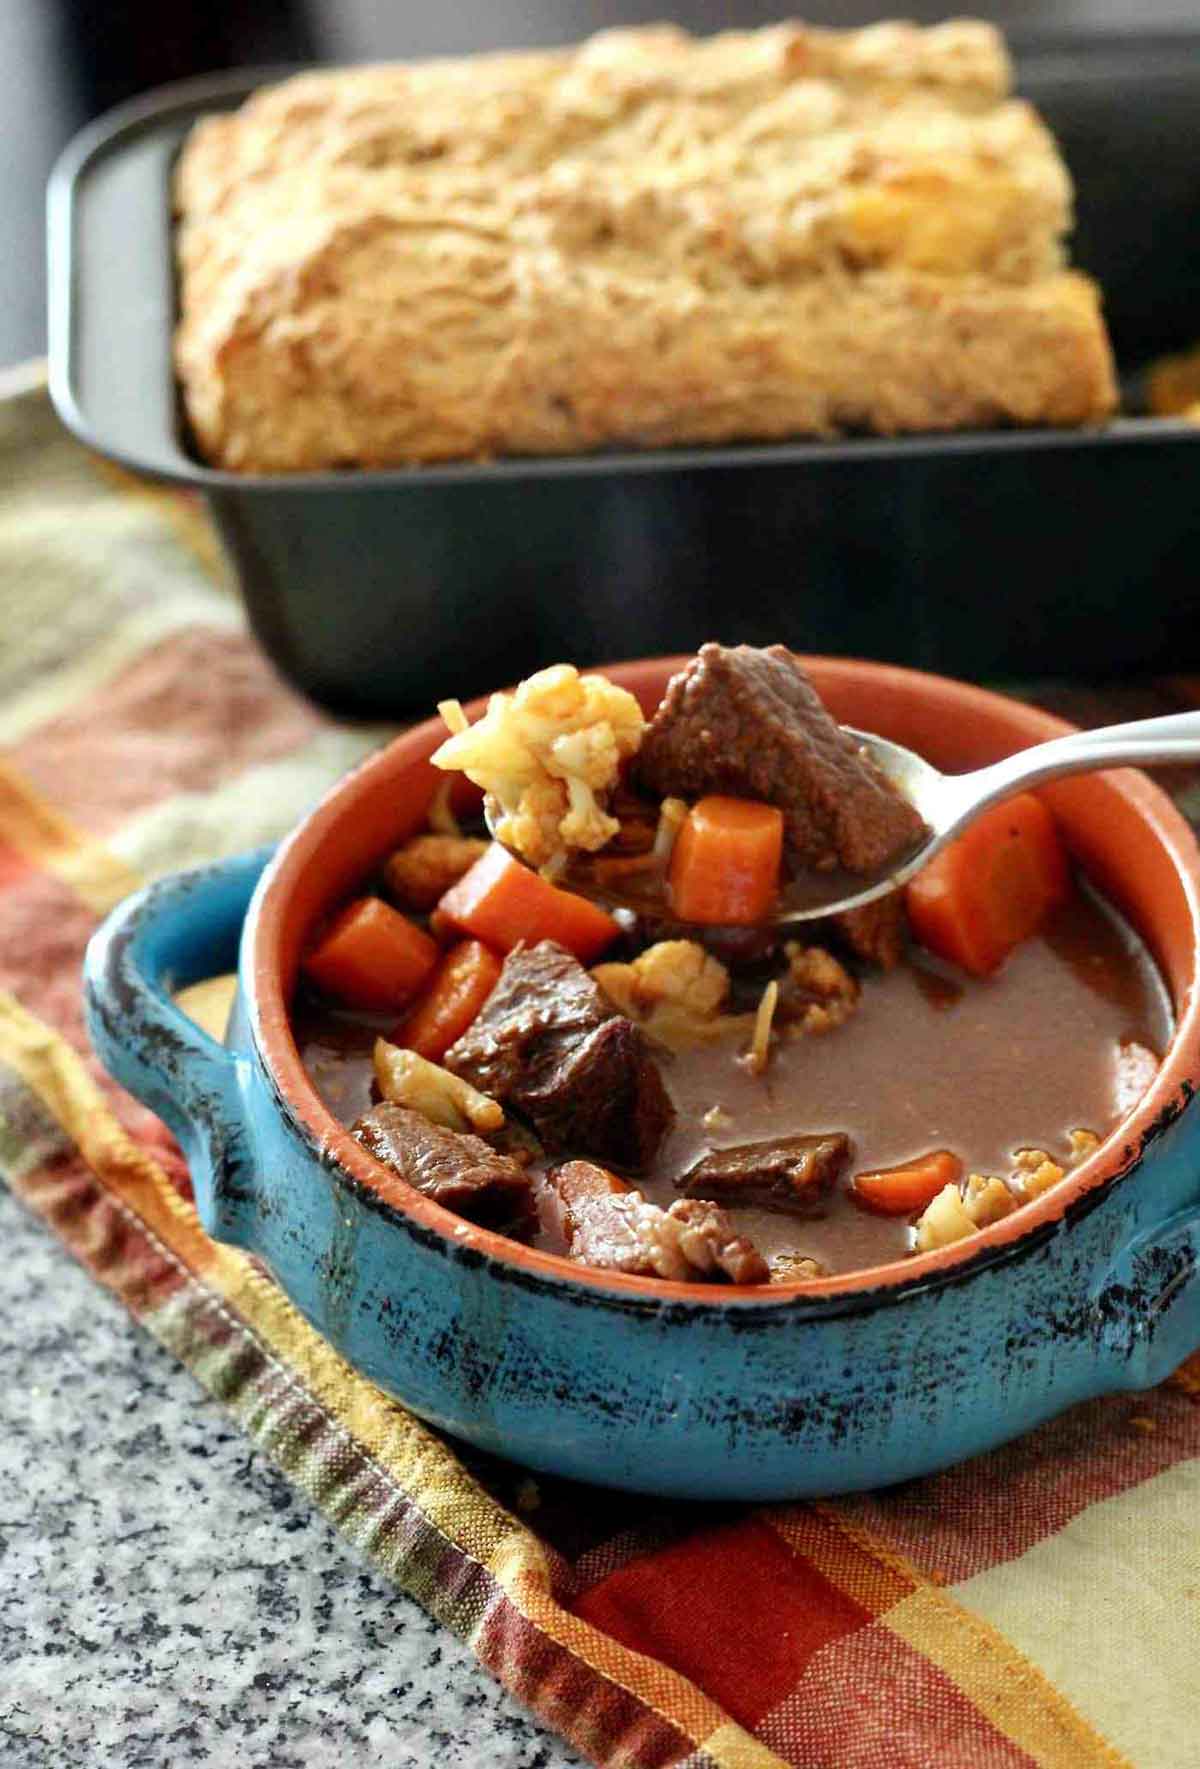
[426,776,462,836]
[745,979,779,1076]
[438,698,470,736]
[539,849,570,883]
[652,796,689,862]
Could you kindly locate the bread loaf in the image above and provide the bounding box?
[175,20,1116,472]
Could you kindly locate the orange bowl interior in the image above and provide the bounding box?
[250,656,1200,1305]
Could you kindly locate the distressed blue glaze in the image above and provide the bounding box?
[84,851,1200,1500]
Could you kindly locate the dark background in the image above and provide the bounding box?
[5,0,1199,371]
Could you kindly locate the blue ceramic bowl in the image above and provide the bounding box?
[83,658,1200,1499]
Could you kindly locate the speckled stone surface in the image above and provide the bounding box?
[0,1185,584,1769]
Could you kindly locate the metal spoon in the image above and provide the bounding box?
[486,710,1200,927]
[799,713,1200,924]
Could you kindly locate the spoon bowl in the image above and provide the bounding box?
[489,707,1200,927]
[756,728,947,923]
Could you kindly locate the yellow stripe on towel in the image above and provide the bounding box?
[0,759,141,913]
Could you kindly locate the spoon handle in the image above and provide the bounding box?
[949,711,1200,823]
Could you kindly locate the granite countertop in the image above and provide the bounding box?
[0,1184,583,1769]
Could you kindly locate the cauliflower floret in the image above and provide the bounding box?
[778,942,859,1036]
[593,941,732,1047]
[1011,1145,1065,1200]
[1115,1041,1159,1116]
[1023,1161,1065,1199]
[769,1251,827,1283]
[913,1182,976,1253]
[374,1039,503,1134]
[430,664,645,868]
[383,833,487,912]
[915,1172,1016,1254]
[1069,1128,1102,1163]
[629,940,731,1017]
[589,962,641,1019]
[1001,1131,1097,1204]
[503,777,570,873]
[962,1173,1016,1228]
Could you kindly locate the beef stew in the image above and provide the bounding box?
[293,646,1171,1285]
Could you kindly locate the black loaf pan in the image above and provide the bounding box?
[48,35,1200,718]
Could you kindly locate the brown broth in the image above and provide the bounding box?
[294,882,1171,1277]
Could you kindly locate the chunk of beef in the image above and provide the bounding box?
[677,1133,851,1214]
[832,895,908,970]
[548,1161,769,1284]
[538,1157,628,1248]
[551,1159,631,1210]
[636,644,926,874]
[527,1016,675,1170]
[352,1103,532,1226]
[445,941,673,1170]
[444,940,609,1098]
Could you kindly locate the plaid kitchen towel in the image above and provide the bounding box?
[3,364,1200,1769]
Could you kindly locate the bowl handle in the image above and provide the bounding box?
[1093,1186,1200,1389]
[82,848,273,1245]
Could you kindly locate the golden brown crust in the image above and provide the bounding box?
[1146,343,1200,420]
[175,21,1116,473]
